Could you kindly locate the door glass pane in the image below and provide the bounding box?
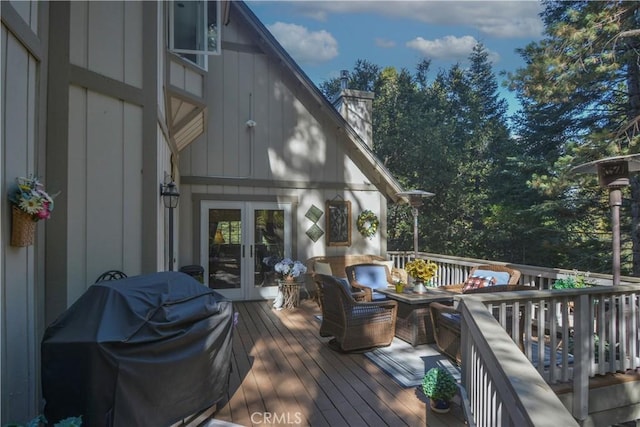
[208,209,242,289]
[254,209,285,287]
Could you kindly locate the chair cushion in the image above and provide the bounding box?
[336,277,352,294]
[371,291,387,301]
[463,275,498,293]
[350,306,387,320]
[352,265,389,290]
[441,312,461,324]
[314,261,333,275]
[372,259,394,273]
[473,269,510,285]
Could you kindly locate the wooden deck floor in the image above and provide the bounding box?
[209,299,467,427]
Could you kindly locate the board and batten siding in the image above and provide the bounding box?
[178,6,385,267]
[1,0,47,422]
[181,13,369,186]
[57,0,148,298]
[66,87,144,300]
[69,1,143,89]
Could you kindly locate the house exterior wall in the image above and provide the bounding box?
[65,87,144,300]
[178,4,387,271]
[0,0,394,421]
[44,1,158,321]
[1,1,49,422]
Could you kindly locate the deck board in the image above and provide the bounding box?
[209,299,466,426]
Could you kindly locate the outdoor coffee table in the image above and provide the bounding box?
[377,286,454,346]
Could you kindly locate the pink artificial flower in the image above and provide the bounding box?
[36,202,51,220]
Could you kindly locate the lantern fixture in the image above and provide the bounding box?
[160,177,180,271]
[160,180,180,209]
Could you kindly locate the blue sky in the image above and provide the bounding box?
[246,0,545,117]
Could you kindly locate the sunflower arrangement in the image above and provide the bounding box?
[404,259,438,282]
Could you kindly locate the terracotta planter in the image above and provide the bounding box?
[11,205,36,247]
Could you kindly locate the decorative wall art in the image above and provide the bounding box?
[305,223,324,242]
[304,204,325,242]
[325,199,351,246]
[305,205,323,223]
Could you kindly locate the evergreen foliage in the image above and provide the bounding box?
[319,2,640,276]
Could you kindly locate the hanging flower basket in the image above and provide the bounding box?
[11,205,37,247]
[8,176,56,247]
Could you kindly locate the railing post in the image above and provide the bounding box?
[572,293,590,421]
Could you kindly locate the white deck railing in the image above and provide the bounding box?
[458,296,578,426]
[387,251,640,425]
[387,251,638,288]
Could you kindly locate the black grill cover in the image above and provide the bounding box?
[42,271,234,426]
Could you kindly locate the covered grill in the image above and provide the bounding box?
[42,271,234,426]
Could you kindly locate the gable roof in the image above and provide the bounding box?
[231,1,405,203]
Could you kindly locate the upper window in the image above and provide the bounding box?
[170,0,221,70]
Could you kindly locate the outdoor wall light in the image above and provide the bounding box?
[160,177,180,271]
[160,179,180,209]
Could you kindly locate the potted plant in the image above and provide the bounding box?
[552,271,593,289]
[421,367,458,413]
[274,257,307,282]
[272,258,308,310]
[552,270,595,315]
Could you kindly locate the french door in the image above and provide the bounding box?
[200,200,292,300]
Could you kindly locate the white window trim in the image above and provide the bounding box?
[169,0,221,70]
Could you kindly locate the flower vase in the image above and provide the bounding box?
[395,283,405,293]
[277,276,300,309]
[413,280,427,294]
[11,206,36,247]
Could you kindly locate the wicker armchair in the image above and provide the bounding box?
[345,263,395,302]
[430,282,531,363]
[317,274,398,352]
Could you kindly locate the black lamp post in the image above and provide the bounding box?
[160,179,180,271]
[396,190,435,259]
[572,154,640,286]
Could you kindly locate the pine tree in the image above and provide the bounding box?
[509,0,640,274]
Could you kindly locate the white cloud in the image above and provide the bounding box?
[267,22,339,65]
[293,1,544,39]
[375,38,396,49]
[407,35,483,62]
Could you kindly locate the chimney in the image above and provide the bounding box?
[333,70,375,148]
[340,70,349,90]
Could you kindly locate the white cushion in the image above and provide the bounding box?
[473,269,510,285]
[314,261,333,275]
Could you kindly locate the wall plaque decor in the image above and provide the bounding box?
[325,200,351,246]
[305,223,324,242]
[305,204,323,223]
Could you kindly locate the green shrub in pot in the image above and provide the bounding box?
[422,367,458,413]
